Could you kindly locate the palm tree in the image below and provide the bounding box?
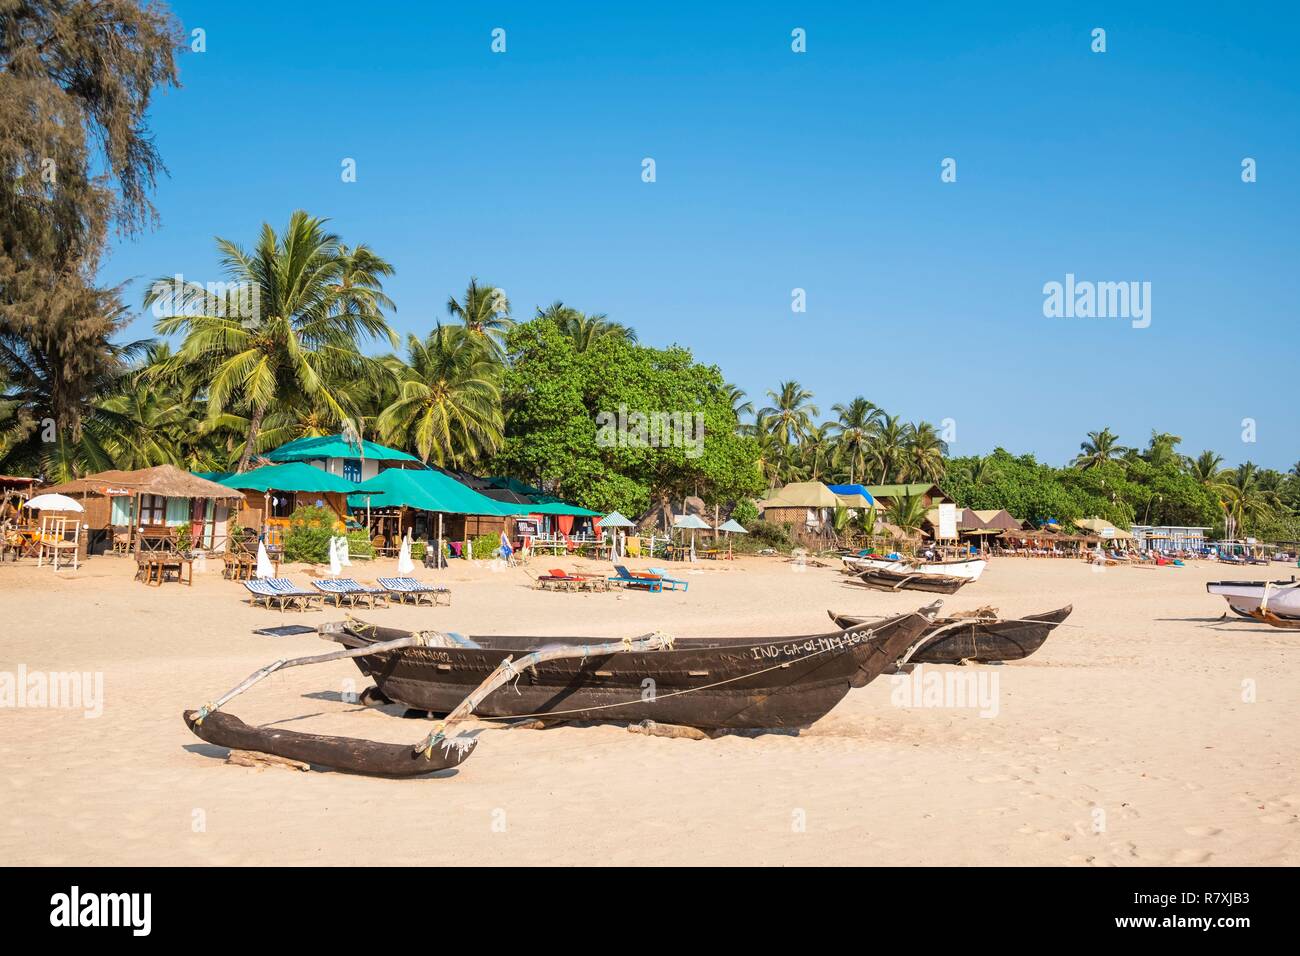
[904,420,946,482]
[447,277,513,355]
[829,397,880,484]
[884,491,928,538]
[1187,450,1224,486]
[1220,462,1281,538]
[724,384,755,435]
[376,325,504,468]
[1143,430,1183,468]
[536,301,636,351]
[757,381,818,449]
[867,413,909,483]
[147,211,397,471]
[1072,427,1128,469]
[0,294,148,480]
[800,422,835,481]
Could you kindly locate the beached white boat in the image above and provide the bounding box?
[843,555,987,581]
[1206,578,1300,619]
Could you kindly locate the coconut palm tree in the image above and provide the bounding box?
[447,277,513,355]
[884,491,928,538]
[0,293,149,480]
[1142,430,1183,468]
[1220,462,1281,537]
[904,420,946,482]
[147,211,397,472]
[1187,450,1224,486]
[799,422,835,482]
[724,383,755,435]
[376,325,504,468]
[536,301,636,351]
[758,381,818,450]
[867,413,909,483]
[829,397,880,484]
[1072,427,1128,469]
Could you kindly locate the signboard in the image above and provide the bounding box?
[937,502,958,540]
[1100,527,1115,539]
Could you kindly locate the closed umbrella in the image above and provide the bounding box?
[397,532,415,575]
[328,536,342,576]
[255,540,275,579]
[338,534,351,566]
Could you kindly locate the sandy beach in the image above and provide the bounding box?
[1,554,1297,866]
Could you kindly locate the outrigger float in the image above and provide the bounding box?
[183,604,940,777]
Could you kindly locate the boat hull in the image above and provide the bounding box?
[1207,579,1300,619]
[844,556,987,580]
[829,606,1071,664]
[321,608,937,729]
[855,568,972,594]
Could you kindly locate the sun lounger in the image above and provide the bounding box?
[376,577,451,606]
[646,567,689,591]
[537,568,610,592]
[244,578,322,611]
[312,578,390,607]
[608,565,663,593]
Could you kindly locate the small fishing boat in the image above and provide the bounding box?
[828,606,1071,665]
[322,606,938,729]
[182,605,941,776]
[1206,578,1300,623]
[855,567,973,594]
[843,554,987,581]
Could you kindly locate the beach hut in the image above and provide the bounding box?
[42,465,244,556]
[218,462,371,538]
[759,482,841,538]
[352,468,518,561]
[261,432,422,482]
[863,482,944,510]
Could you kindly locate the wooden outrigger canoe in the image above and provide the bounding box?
[855,567,973,595]
[181,605,940,777]
[828,605,1071,665]
[321,605,939,730]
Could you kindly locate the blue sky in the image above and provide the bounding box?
[106,1,1299,469]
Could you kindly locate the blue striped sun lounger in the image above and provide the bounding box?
[311,578,390,608]
[376,577,451,606]
[244,578,322,611]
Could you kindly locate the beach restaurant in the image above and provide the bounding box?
[40,465,245,556]
[215,461,371,537]
[347,467,600,557]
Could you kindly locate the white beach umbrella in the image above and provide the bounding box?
[338,534,351,566]
[397,534,415,575]
[24,493,84,513]
[255,540,275,579]
[328,536,342,576]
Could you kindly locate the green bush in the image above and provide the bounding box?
[730,499,759,528]
[283,505,337,563]
[411,540,427,560]
[470,533,501,559]
[746,520,792,550]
